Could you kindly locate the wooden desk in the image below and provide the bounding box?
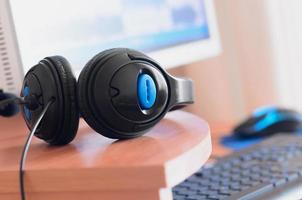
[0,111,211,200]
[210,123,234,158]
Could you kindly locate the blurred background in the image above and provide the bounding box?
[1,0,302,128]
[170,0,302,127]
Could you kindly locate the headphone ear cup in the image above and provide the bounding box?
[21,56,79,145]
[77,48,169,139]
[77,49,118,138]
[48,56,79,144]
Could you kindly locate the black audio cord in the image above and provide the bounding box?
[0,96,38,109]
[0,97,19,108]
[19,100,53,200]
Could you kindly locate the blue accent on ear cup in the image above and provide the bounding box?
[137,74,157,109]
[23,86,30,97]
[22,86,31,120]
[24,107,31,121]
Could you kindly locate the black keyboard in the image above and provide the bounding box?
[173,134,302,200]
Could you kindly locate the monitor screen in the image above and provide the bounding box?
[10,0,217,75]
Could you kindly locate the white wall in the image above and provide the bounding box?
[229,0,302,113]
[221,0,278,113]
[171,0,302,125]
[266,0,302,111]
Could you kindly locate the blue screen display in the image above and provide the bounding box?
[11,0,210,72]
[92,0,210,51]
[71,0,209,51]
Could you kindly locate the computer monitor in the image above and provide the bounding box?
[0,0,220,94]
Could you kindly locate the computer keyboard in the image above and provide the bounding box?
[173,134,302,200]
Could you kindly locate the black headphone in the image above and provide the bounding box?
[8,48,194,145]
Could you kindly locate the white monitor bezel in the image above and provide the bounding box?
[1,0,221,94]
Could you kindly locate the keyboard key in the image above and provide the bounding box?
[286,172,299,181]
[226,182,274,200]
[173,135,302,200]
[273,178,286,187]
[218,189,231,195]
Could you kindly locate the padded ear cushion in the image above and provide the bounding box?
[45,56,79,145]
[77,48,122,138]
[22,56,79,145]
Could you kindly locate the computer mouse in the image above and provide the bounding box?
[233,106,302,138]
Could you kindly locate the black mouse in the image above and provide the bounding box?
[233,106,302,138]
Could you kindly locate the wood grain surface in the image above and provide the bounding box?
[0,111,211,200]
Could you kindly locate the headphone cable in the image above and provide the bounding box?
[0,97,30,108]
[0,97,18,108]
[19,100,53,200]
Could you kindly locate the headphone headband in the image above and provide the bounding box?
[167,76,194,110]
